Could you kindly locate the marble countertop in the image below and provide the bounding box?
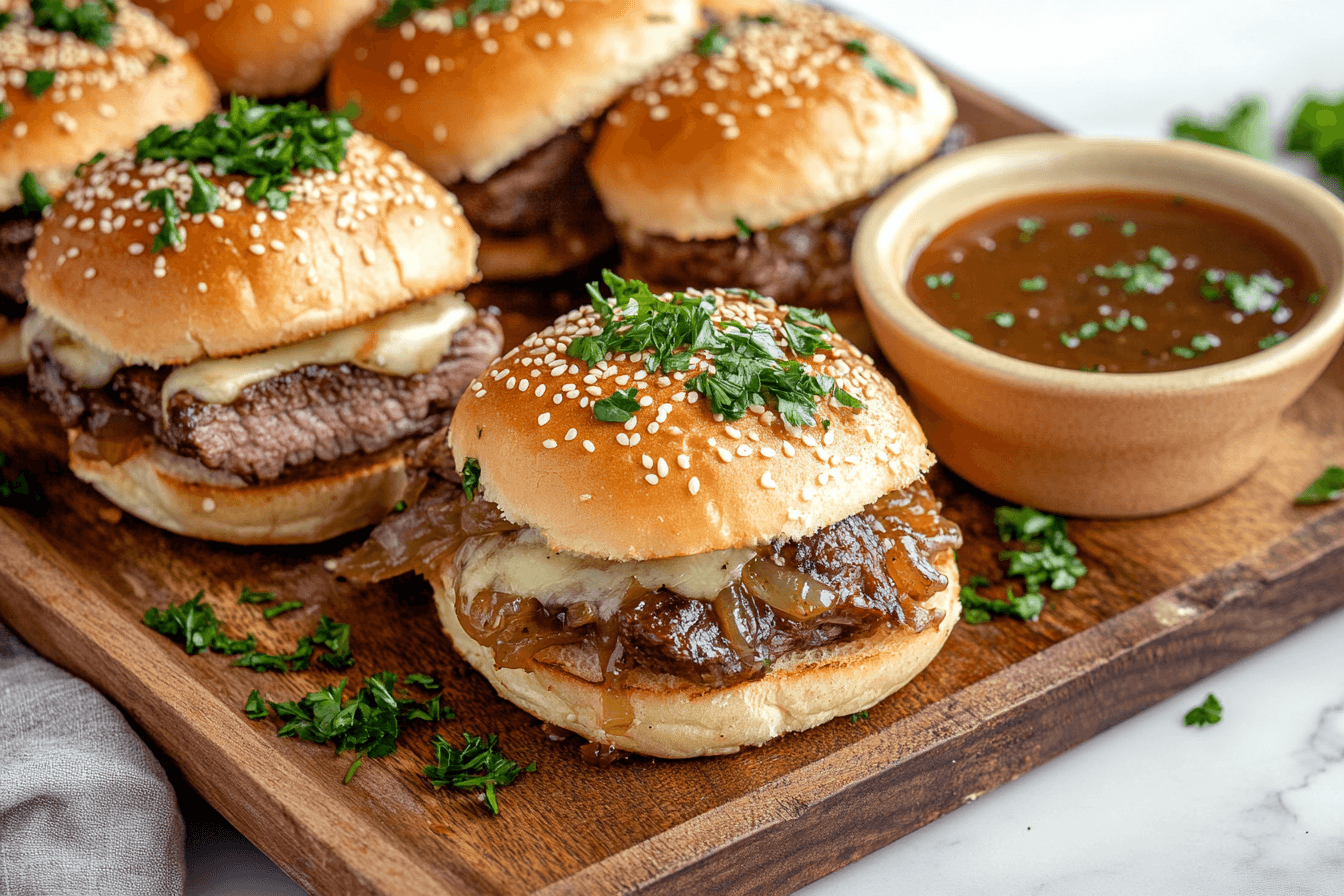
[184,2,1344,893]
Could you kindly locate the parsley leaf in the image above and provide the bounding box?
[1296,466,1344,504]
[263,600,303,620]
[142,188,183,252]
[238,585,274,605]
[1199,269,1283,314]
[377,0,442,27]
[461,457,481,500]
[734,216,752,240]
[143,591,232,656]
[593,386,641,423]
[312,616,355,669]
[30,0,118,48]
[0,452,46,514]
[1287,93,1344,189]
[1019,276,1047,292]
[184,163,219,214]
[842,40,916,94]
[1172,97,1271,160]
[19,172,51,217]
[424,732,534,815]
[848,710,870,723]
[995,506,1087,592]
[960,582,1044,623]
[696,24,727,57]
[25,70,55,98]
[1183,693,1222,727]
[245,690,269,720]
[405,673,440,690]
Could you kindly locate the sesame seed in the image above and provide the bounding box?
[688,477,700,496]
[717,447,733,463]
[249,244,265,255]
[617,433,630,446]
[583,440,595,453]
[645,473,659,485]
[537,413,550,426]
[564,428,577,441]
[641,455,653,469]
[677,455,690,469]
[542,439,557,449]
[735,445,752,457]
[656,458,668,477]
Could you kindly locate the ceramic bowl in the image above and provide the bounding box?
[853,134,1344,518]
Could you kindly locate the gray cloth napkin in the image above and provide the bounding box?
[0,622,184,896]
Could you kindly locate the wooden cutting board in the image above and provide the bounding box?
[2,71,1343,896]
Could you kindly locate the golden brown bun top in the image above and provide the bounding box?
[587,2,957,240]
[0,1,217,211]
[448,286,932,561]
[23,131,479,366]
[327,0,700,184]
[145,0,375,98]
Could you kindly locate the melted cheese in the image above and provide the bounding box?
[161,292,475,411]
[20,314,122,388]
[452,529,757,621]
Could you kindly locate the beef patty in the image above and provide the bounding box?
[618,125,969,307]
[29,313,503,483]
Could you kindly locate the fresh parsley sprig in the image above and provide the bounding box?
[695,23,727,57]
[842,39,916,94]
[143,591,252,656]
[959,576,1043,625]
[1172,97,1272,160]
[0,452,46,514]
[1296,466,1344,504]
[19,172,51,217]
[30,0,118,49]
[460,457,481,499]
[568,272,863,429]
[423,732,534,815]
[995,506,1088,592]
[1184,693,1222,727]
[1288,93,1344,189]
[378,0,510,29]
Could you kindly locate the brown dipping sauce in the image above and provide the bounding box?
[907,190,1324,372]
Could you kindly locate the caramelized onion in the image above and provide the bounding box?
[739,556,839,621]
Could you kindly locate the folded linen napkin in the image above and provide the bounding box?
[0,622,184,896]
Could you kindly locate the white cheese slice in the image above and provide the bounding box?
[21,314,122,388]
[452,529,757,621]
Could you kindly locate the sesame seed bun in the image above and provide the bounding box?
[145,0,375,98]
[22,131,479,367]
[474,218,615,282]
[431,548,959,758]
[586,4,956,240]
[0,3,218,212]
[67,432,409,544]
[326,0,701,185]
[447,289,933,561]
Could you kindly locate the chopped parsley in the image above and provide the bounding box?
[238,586,275,604]
[695,24,727,57]
[1093,258,1173,296]
[1171,333,1217,360]
[262,600,303,620]
[1172,96,1271,160]
[848,711,870,723]
[392,500,407,512]
[1147,246,1177,271]
[1120,221,1137,237]
[960,582,1044,624]
[19,172,51,217]
[950,328,973,342]
[0,453,46,514]
[1019,276,1047,292]
[1183,693,1222,727]
[734,216,752,240]
[1017,216,1044,242]
[1295,466,1344,504]
[1199,269,1284,314]
[1101,310,1146,333]
[924,272,954,289]
[986,312,1015,328]
[377,0,442,27]
[184,163,219,214]
[460,457,481,499]
[143,591,252,656]
[1258,331,1289,350]
[593,387,640,423]
[1068,222,1091,238]
[245,690,269,720]
[25,69,55,98]
[424,732,534,815]
[404,673,440,690]
[568,272,863,429]
[841,39,916,94]
[0,13,11,29]
[30,0,118,48]
[262,673,454,781]
[1288,93,1344,189]
[995,506,1087,592]
[134,98,356,249]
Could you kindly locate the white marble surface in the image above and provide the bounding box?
[183,2,1344,893]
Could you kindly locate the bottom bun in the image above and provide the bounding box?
[434,551,960,758]
[0,318,24,376]
[68,432,408,545]
[476,222,614,282]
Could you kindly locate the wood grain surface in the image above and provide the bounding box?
[1,71,1342,896]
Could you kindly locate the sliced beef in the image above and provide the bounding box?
[29,314,503,483]
[619,125,970,307]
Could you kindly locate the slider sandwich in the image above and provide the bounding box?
[0,0,215,374]
[145,0,375,98]
[327,0,701,281]
[344,275,962,757]
[24,100,502,544]
[587,2,957,306]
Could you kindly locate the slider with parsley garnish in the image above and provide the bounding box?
[0,0,215,374]
[340,274,963,758]
[21,99,503,544]
[145,0,375,99]
[326,0,701,281]
[587,2,958,307]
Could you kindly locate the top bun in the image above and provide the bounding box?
[587,3,956,240]
[23,130,479,367]
[327,0,700,184]
[448,283,932,561]
[0,2,217,211]
[145,0,375,98]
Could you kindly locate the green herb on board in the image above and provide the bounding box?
[245,690,269,720]
[1172,96,1272,160]
[848,711,870,723]
[423,732,535,815]
[995,506,1088,591]
[960,583,1044,624]
[238,586,275,605]
[1295,466,1344,504]
[263,600,304,620]
[0,453,46,514]
[1184,693,1223,727]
